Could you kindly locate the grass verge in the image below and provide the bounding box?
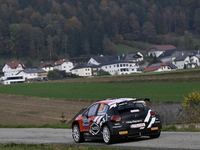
[0,144,139,150]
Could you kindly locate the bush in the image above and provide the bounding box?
[178,90,200,127]
[99,69,110,76]
[47,70,59,80]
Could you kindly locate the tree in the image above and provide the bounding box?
[178,90,200,127]
[183,31,194,50]
[102,35,116,55]
[194,8,200,34]
[9,23,20,45]
[142,21,156,41]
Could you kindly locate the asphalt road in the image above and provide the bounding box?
[0,128,199,150]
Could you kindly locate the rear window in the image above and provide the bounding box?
[117,102,147,112]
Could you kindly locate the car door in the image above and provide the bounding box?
[81,104,99,133]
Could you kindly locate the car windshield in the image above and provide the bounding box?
[117,102,146,112]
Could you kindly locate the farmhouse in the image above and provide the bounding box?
[38,63,53,72]
[125,51,143,62]
[148,45,176,57]
[2,62,26,76]
[71,64,100,77]
[142,62,177,73]
[100,60,139,75]
[88,55,121,65]
[53,59,74,73]
[173,52,200,69]
[158,48,184,63]
[17,68,47,81]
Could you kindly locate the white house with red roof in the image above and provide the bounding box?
[38,63,53,72]
[142,62,177,73]
[2,62,26,76]
[52,59,74,73]
[148,45,176,57]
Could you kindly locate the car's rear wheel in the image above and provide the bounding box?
[149,129,161,138]
[102,125,114,144]
[72,124,84,143]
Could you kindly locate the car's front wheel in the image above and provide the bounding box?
[102,125,114,144]
[72,124,84,143]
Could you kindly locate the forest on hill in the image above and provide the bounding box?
[0,0,200,60]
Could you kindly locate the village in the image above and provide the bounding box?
[1,44,200,85]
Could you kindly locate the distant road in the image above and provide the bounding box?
[0,128,199,150]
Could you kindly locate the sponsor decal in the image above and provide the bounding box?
[99,103,104,111]
[90,122,100,135]
[142,103,147,107]
[82,119,89,126]
[113,125,122,128]
[126,119,142,124]
[130,109,139,113]
[130,123,145,128]
[119,131,128,135]
[151,127,158,130]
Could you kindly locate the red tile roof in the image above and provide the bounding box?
[38,63,52,69]
[5,62,26,69]
[151,45,176,51]
[142,63,168,73]
[53,59,70,66]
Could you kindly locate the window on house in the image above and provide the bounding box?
[117,65,119,67]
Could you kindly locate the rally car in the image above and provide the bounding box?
[71,98,162,144]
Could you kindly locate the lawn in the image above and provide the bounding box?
[0,82,199,102]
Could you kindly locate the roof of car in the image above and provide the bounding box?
[94,98,148,108]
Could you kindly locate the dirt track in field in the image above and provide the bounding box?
[0,94,93,125]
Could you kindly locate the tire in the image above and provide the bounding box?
[72,124,84,143]
[102,125,114,144]
[150,129,161,138]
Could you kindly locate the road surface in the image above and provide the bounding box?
[0,128,199,150]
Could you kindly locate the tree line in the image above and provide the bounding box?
[0,0,200,60]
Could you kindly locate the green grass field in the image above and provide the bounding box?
[0,82,199,102]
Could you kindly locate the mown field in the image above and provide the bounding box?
[0,82,199,102]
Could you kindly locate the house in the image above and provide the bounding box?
[100,60,140,75]
[71,64,100,77]
[38,63,53,72]
[125,51,143,62]
[53,59,74,73]
[142,62,177,73]
[148,45,177,57]
[17,68,47,81]
[2,62,26,76]
[88,55,121,65]
[173,51,199,69]
[158,48,184,63]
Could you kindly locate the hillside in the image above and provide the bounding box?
[0,0,200,61]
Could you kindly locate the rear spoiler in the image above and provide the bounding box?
[135,98,150,102]
[117,98,150,106]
